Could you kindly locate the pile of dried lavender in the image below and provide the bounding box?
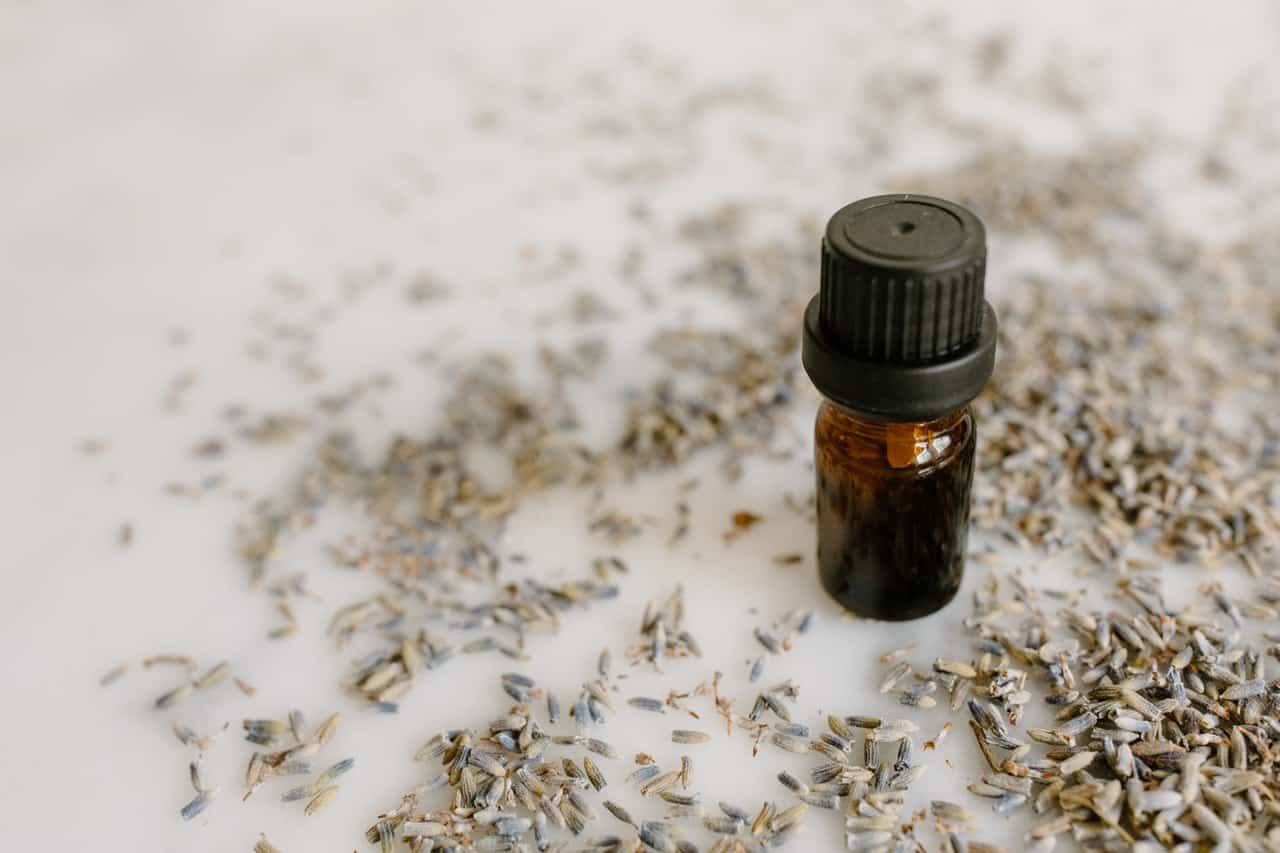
[878,571,1280,851]
[363,660,937,852]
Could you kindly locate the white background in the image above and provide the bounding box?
[2,1,1277,850]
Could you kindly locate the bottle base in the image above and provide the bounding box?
[818,564,961,622]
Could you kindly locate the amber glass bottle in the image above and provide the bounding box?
[814,402,974,620]
[801,195,996,621]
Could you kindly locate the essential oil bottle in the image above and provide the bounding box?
[801,194,997,621]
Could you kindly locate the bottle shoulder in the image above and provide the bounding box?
[815,401,974,475]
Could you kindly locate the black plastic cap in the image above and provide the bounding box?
[803,194,997,420]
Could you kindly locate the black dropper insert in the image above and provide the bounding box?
[801,194,998,420]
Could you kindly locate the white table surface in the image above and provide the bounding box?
[3,1,1277,849]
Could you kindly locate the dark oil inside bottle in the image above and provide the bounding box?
[814,402,975,621]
